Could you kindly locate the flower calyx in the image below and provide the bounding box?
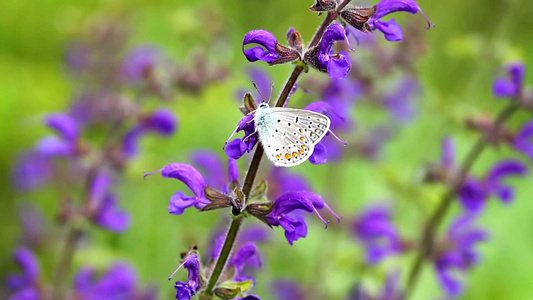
[339,6,377,33]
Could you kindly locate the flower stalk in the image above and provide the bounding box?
[404,101,520,298]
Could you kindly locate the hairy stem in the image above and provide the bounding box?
[203,2,353,295]
[51,227,83,300]
[405,101,520,298]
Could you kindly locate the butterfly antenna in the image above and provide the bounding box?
[252,81,266,103]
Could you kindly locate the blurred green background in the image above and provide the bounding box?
[1,0,533,299]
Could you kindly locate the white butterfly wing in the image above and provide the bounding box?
[257,108,331,167]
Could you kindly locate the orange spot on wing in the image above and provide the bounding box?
[284,153,291,160]
[292,152,298,158]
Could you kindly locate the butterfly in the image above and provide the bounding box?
[225,102,345,167]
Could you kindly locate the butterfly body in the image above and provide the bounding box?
[253,103,331,167]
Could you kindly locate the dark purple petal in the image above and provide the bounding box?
[89,172,112,206]
[238,296,261,300]
[94,194,130,232]
[243,30,279,63]
[224,138,250,159]
[272,191,316,215]
[238,226,270,245]
[174,282,194,300]
[512,121,533,160]
[278,215,308,245]
[327,51,351,79]
[36,136,75,157]
[373,19,403,42]
[309,143,328,165]
[75,263,139,299]
[142,109,177,136]
[458,178,487,212]
[190,150,226,188]
[161,163,207,198]
[44,113,79,142]
[374,0,419,20]
[13,247,39,282]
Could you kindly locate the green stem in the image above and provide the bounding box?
[404,101,520,298]
[51,227,83,300]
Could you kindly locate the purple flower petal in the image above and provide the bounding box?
[374,0,419,19]
[485,159,527,203]
[224,138,250,159]
[309,142,328,165]
[143,109,177,136]
[13,247,39,282]
[243,30,279,63]
[327,51,351,79]
[278,215,308,245]
[12,152,53,190]
[168,191,203,215]
[190,150,226,188]
[36,136,75,157]
[231,243,262,270]
[44,113,79,142]
[94,194,130,232]
[227,158,239,183]
[121,46,160,82]
[458,178,487,212]
[373,18,404,42]
[492,62,526,98]
[271,191,316,215]
[161,163,207,198]
[271,280,305,300]
[512,121,533,161]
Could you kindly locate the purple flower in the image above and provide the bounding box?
[236,67,274,102]
[267,168,311,199]
[271,280,305,300]
[36,113,80,157]
[434,213,488,297]
[369,0,433,42]
[512,121,533,161]
[12,152,53,191]
[145,157,239,215]
[492,62,526,98]
[4,247,40,299]
[304,23,353,79]
[441,137,455,170]
[458,159,528,212]
[224,114,258,159]
[121,46,161,82]
[266,191,340,245]
[322,77,363,131]
[168,254,200,300]
[93,194,130,232]
[352,205,403,264]
[17,203,49,248]
[87,172,130,232]
[243,30,300,65]
[190,150,227,189]
[122,108,177,158]
[74,262,155,300]
[382,76,420,122]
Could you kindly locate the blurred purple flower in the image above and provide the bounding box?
[36,113,80,157]
[352,205,403,264]
[369,0,433,42]
[305,23,353,79]
[74,262,156,300]
[121,46,161,82]
[458,159,528,212]
[12,152,53,191]
[267,168,311,199]
[17,203,49,248]
[434,213,488,297]
[512,121,533,161]
[65,41,91,73]
[322,77,363,131]
[266,191,340,245]
[382,76,420,122]
[492,62,526,98]
[347,271,403,300]
[236,67,273,102]
[190,150,227,189]
[168,254,200,300]
[87,172,130,232]
[441,137,455,170]
[271,280,305,300]
[122,108,177,158]
[4,247,40,299]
